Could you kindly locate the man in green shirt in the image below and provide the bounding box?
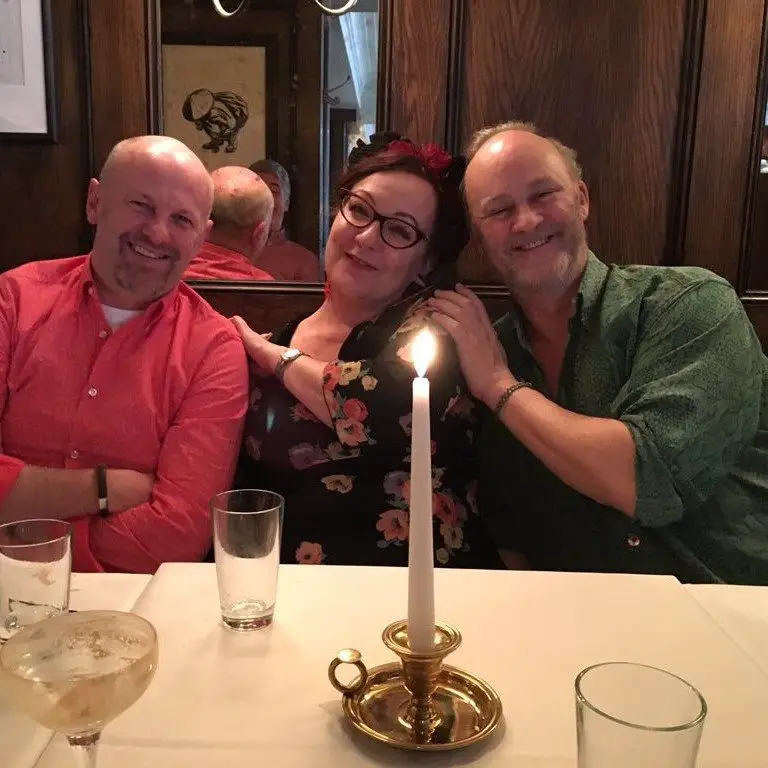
[429,120,768,584]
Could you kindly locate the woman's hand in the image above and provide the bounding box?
[428,285,515,406]
[231,316,285,376]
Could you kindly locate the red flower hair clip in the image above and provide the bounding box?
[387,140,453,180]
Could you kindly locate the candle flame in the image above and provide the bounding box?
[411,329,436,377]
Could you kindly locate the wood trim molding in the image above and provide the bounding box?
[684,0,767,286]
[376,0,393,130]
[663,0,707,267]
[145,0,162,134]
[187,279,512,299]
[293,1,324,255]
[740,0,768,294]
[443,0,466,153]
[79,0,96,179]
[85,0,156,170]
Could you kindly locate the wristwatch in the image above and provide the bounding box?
[275,348,304,383]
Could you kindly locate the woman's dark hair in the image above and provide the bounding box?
[336,132,469,270]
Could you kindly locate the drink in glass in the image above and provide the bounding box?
[0,519,71,638]
[0,609,158,767]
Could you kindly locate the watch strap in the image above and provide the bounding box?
[96,464,109,517]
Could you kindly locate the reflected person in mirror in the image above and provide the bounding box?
[232,133,504,568]
[0,135,248,573]
[429,120,768,585]
[248,159,322,281]
[184,166,275,281]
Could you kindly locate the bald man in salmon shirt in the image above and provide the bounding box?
[0,135,248,573]
[184,166,275,281]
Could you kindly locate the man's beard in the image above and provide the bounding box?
[489,221,587,298]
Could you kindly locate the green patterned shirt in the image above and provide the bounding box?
[479,253,768,584]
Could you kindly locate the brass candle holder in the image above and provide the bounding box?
[328,619,502,751]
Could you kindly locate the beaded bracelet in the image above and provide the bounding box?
[493,381,533,417]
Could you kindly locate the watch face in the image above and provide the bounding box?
[283,348,302,362]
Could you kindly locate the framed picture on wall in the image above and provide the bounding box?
[162,43,267,171]
[0,0,57,140]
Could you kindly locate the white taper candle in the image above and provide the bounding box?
[407,329,436,654]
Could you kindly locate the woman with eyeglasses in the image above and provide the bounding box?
[231,133,504,569]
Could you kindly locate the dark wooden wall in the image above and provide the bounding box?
[1,0,767,341]
[0,0,321,272]
[0,0,90,268]
[379,0,768,293]
[0,0,157,269]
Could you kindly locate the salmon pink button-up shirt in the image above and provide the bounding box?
[0,256,248,573]
[184,241,274,281]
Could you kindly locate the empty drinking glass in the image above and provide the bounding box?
[575,661,707,768]
[211,489,283,630]
[0,519,72,639]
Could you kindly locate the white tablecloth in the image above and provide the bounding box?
[36,565,768,767]
[686,584,768,676]
[3,572,151,768]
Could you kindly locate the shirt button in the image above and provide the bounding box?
[88,387,98,398]
[627,534,641,548]
[99,330,108,339]
[70,449,79,459]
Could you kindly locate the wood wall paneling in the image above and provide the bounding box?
[380,0,453,145]
[741,0,768,293]
[293,1,324,255]
[685,0,767,287]
[195,283,324,333]
[749,177,768,289]
[5,0,768,348]
[86,0,156,172]
[458,0,693,281]
[195,282,512,334]
[0,0,90,269]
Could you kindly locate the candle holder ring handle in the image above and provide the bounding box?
[328,648,369,695]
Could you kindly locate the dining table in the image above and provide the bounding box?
[5,564,768,767]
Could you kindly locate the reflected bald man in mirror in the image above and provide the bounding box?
[429,120,768,585]
[0,135,248,573]
[184,166,275,281]
[249,159,322,281]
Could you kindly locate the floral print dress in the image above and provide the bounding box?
[239,289,504,569]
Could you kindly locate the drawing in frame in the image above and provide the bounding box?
[0,0,58,141]
[162,42,267,172]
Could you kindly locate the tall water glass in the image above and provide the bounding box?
[0,519,71,639]
[212,489,283,630]
[575,661,707,768]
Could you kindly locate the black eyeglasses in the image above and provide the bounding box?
[338,191,429,250]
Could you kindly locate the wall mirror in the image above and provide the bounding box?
[156,0,381,285]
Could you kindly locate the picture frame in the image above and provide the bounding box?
[161,40,271,172]
[0,0,58,141]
